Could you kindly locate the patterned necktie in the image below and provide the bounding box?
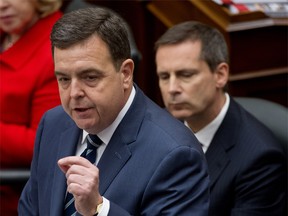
[64,134,102,216]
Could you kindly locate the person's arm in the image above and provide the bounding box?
[231,147,286,215]
[0,71,60,167]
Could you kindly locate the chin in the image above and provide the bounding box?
[74,120,94,130]
[170,112,184,120]
[169,109,188,119]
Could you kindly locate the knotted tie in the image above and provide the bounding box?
[64,134,102,216]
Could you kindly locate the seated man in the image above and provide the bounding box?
[154,21,286,216]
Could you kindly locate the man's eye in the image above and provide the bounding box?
[58,77,70,82]
[181,72,193,78]
[85,76,97,81]
[159,74,169,80]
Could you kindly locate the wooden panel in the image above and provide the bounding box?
[229,73,288,107]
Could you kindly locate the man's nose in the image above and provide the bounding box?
[168,76,181,94]
[70,80,84,98]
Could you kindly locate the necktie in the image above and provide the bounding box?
[64,134,102,216]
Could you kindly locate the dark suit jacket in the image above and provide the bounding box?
[18,85,210,216]
[206,98,286,216]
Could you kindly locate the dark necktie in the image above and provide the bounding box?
[64,134,102,216]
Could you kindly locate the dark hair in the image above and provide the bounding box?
[50,7,131,70]
[155,21,229,72]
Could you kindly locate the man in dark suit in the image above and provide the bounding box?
[154,21,286,216]
[18,8,210,216]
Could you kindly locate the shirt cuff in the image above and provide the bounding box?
[97,196,110,216]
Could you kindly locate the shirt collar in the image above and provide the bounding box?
[81,86,136,146]
[185,93,230,153]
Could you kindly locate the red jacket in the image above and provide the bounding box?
[0,11,62,215]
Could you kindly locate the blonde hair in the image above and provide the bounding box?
[36,0,62,18]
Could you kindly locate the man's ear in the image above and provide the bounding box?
[121,59,134,88]
[215,62,229,88]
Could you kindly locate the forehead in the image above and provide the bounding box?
[156,40,202,71]
[157,40,201,58]
[54,35,113,72]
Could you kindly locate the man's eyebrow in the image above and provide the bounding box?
[157,70,168,74]
[80,68,102,74]
[54,69,104,76]
[55,71,66,76]
[175,68,198,73]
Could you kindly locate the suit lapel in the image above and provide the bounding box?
[97,132,132,194]
[205,99,241,189]
[50,125,81,215]
[205,140,230,188]
[98,85,145,195]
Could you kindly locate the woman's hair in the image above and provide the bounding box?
[36,0,62,18]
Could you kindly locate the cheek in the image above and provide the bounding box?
[15,4,36,28]
[159,86,170,101]
[183,82,199,96]
[183,79,209,103]
[9,16,29,33]
[192,79,216,105]
[59,90,69,106]
[193,75,214,91]
[159,82,169,94]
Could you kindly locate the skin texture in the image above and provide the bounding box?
[55,34,134,215]
[0,0,39,45]
[156,40,228,132]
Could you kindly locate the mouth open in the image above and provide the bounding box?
[74,108,89,112]
[73,107,93,118]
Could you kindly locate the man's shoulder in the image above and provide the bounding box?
[224,99,282,151]
[131,87,201,149]
[46,105,66,115]
[145,104,201,149]
[42,105,71,124]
